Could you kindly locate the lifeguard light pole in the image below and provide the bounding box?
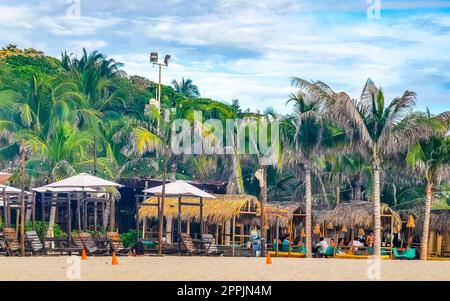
[150,52,171,133]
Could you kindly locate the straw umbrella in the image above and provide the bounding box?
[143,180,215,253]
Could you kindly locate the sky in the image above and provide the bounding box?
[0,0,450,114]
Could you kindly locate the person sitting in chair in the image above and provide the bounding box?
[315,237,329,257]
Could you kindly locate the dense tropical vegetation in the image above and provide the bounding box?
[1,44,449,259]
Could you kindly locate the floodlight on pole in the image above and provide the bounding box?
[149,51,171,134]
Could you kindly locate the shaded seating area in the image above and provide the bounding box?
[321,201,402,259]
[31,173,123,256]
[409,209,450,260]
[136,182,261,256]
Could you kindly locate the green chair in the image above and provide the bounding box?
[324,246,335,257]
[393,247,416,260]
[281,240,290,252]
[403,248,416,260]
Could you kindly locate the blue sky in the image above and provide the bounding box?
[1,0,450,114]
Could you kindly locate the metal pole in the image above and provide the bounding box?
[157,64,162,133]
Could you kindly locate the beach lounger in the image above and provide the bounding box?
[3,228,21,256]
[25,230,45,255]
[106,232,129,254]
[0,232,7,255]
[79,232,110,255]
[201,234,224,256]
[180,233,204,256]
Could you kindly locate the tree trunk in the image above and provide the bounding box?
[392,183,397,208]
[354,173,362,201]
[420,183,433,260]
[335,186,340,206]
[259,167,267,255]
[373,158,382,258]
[46,193,57,237]
[305,168,313,258]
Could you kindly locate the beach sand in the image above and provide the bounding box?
[0,256,449,281]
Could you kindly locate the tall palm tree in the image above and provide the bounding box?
[291,77,433,257]
[172,77,200,98]
[406,112,450,260]
[284,91,326,258]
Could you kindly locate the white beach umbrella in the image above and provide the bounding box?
[46,173,123,189]
[0,184,29,194]
[0,172,11,184]
[142,180,215,198]
[33,186,97,193]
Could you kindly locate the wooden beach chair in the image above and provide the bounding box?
[3,228,21,256]
[201,234,224,256]
[25,230,45,255]
[180,233,204,256]
[79,232,109,255]
[0,231,7,255]
[106,232,128,254]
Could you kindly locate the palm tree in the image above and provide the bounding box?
[291,77,434,258]
[283,90,327,258]
[406,113,450,260]
[172,77,200,98]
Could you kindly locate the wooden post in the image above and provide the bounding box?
[135,198,140,243]
[288,216,293,257]
[215,223,219,244]
[199,197,204,235]
[109,195,115,231]
[6,196,10,227]
[390,215,394,258]
[67,196,71,248]
[178,194,182,251]
[186,216,190,236]
[82,192,87,230]
[93,201,98,235]
[77,192,81,232]
[143,181,148,239]
[2,187,6,228]
[41,196,46,252]
[32,192,36,230]
[232,216,236,257]
[275,216,280,257]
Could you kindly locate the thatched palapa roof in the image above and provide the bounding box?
[323,201,402,231]
[139,194,260,224]
[416,209,450,234]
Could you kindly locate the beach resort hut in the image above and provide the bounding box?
[35,173,123,250]
[415,209,450,259]
[323,201,402,257]
[0,184,33,231]
[137,184,260,255]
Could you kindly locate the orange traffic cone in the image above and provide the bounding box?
[266,253,272,265]
[112,252,119,265]
[81,249,87,260]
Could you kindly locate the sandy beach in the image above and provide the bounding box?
[0,256,449,281]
